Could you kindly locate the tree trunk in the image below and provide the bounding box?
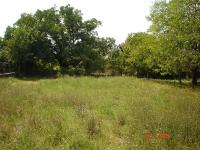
[192,68,198,88]
[146,71,149,79]
[178,72,182,85]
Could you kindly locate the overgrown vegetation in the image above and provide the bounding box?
[0,77,200,149]
[0,0,199,149]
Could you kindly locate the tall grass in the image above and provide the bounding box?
[0,77,200,149]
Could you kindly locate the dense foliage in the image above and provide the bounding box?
[0,1,199,87]
[0,5,115,76]
[148,0,200,87]
[108,0,200,87]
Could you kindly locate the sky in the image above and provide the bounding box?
[0,0,155,44]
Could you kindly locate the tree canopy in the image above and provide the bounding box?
[107,0,200,87]
[148,0,200,86]
[1,5,115,76]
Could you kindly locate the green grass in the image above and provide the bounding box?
[0,77,200,150]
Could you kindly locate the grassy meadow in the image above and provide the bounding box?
[0,77,200,149]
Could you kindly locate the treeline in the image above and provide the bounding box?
[0,0,199,87]
[109,0,200,87]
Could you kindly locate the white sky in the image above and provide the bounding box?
[0,0,154,44]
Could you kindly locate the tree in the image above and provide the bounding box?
[148,0,200,87]
[33,5,102,75]
[120,32,160,77]
[2,5,108,76]
[93,37,117,73]
[107,45,125,75]
[3,14,57,75]
[0,33,12,63]
[0,37,3,61]
[0,37,3,49]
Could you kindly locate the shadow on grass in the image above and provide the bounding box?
[2,74,200,90]
[148,78,200,90]
[15,75,59,81]
[16,74,111,81]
